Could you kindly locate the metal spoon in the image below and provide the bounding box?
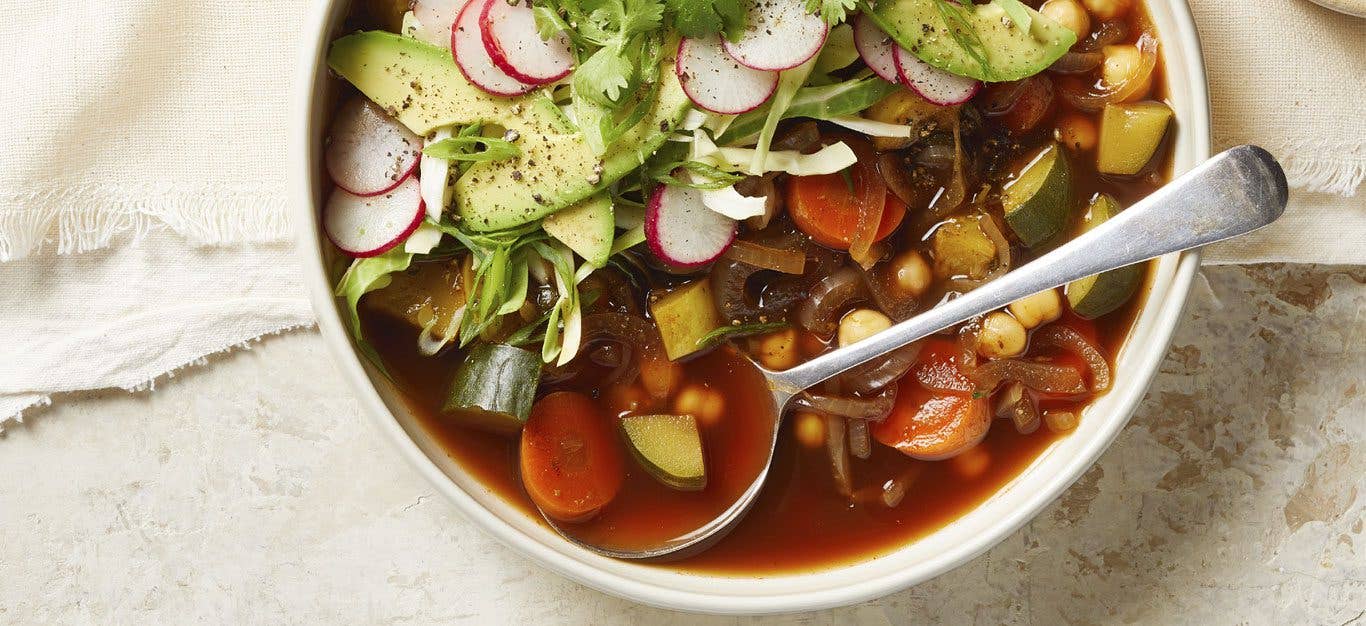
[544,145,1288,559]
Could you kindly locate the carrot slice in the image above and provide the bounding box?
[519,391,624,523]
[788,174,905,250]
[912,337,974,394]
[875,343,991,460]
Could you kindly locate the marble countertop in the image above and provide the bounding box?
[2,264,1363,624]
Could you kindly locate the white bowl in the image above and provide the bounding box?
[291,1,1210,614]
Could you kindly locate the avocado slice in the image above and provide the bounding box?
[1002,142,1071,248]
[543,193,615,268]
[1065,195,1142,318]
[443,343,543,436]
[1097,101,1173,175]
[619,414,707,491]
[869,0,1076,82]
[327,31,690,232]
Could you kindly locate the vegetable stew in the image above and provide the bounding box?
[327,0,1174,572]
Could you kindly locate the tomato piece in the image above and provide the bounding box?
[874,378,991,461]
[788,175,906,250]
[519,391,624,523]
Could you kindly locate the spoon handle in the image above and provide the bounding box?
[768,145,1288,397]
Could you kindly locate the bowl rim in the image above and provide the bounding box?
[291,0,1210,614]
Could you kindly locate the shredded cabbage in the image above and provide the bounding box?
[692,128,856,175]
[701,184,768,220]
[825,116,916,138]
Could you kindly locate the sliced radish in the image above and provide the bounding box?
[645,182,737,269]
[324,177,425,258]
[676,36,779,115]
[412,0,466,48]
[723,0,829,71]
[481,0,574,85]
[894,46,981,105]
[853,13,902,84]
[326,98,422,197]
[452,0,535,96]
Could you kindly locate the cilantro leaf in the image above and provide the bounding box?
[666,0,745,38]
[806,0,857,25]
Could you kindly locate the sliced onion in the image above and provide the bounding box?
[1048,51,1104,75]
[848,418,872,460]
[983,79,1031,115]
[977,213,1013,282]
[825,414,853,497]
[581,313,677,398]
[1060,33,1158,113]
[735,175,782,230]
[839,343,922,395]
[1076,20,1131,53]
[842,138,887,268]
[773,121,821,152]
[1033,325,1113,392]
[971,359,1087,395]
[794,386,897,422]
[416,305,466,356]
[1009,395,1041,434]
[723,239,806,274]
[795,266,868,337]
[860,264,920,323]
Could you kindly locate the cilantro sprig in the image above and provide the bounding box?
[806,0,857,25]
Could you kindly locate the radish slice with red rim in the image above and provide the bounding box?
[676,36,779,115]
[481,0,574,84]
[723,0,829,71]
[412,0,465,48]
[853,13,902,84]
[326,98,423,197]
[646,182,737,268]
[325,177,426,258]
[452,0,535,96]
[894,45,981,105]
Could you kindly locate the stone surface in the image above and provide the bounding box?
[2,265,1363,624]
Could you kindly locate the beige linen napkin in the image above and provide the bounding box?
[1198,0,1366,264]
[0,1,314,427]
[0,0,1361,427]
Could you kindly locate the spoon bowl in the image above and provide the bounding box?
[537,145,1288,559]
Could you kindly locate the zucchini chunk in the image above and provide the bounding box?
[649,279,724,361]
[619,414,707,491]
[1065,195,1142,318]
[1002,142,1072,248]
[1097,101,1173,175]
[443,344,543,436]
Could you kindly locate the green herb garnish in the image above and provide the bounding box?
[806,0,858,26]
[696,321,790,349]
[423,135,521,162]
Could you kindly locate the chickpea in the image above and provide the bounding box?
[604,382,651,416]
[977,311,1027,359]
[1040,0,1090,39]
[674,383,725,428]
[891,250,933,298]
[951,444,991,479]
[1082,0,1133,20]
[794,411,827,449]
[1008,289,1063,330]
[756,328,799,371]
[640,357,682,399]
[1054,113,1098,152]
[1045,410,1079,433]
[839,309,893,348]
[1101,44,1152,101]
